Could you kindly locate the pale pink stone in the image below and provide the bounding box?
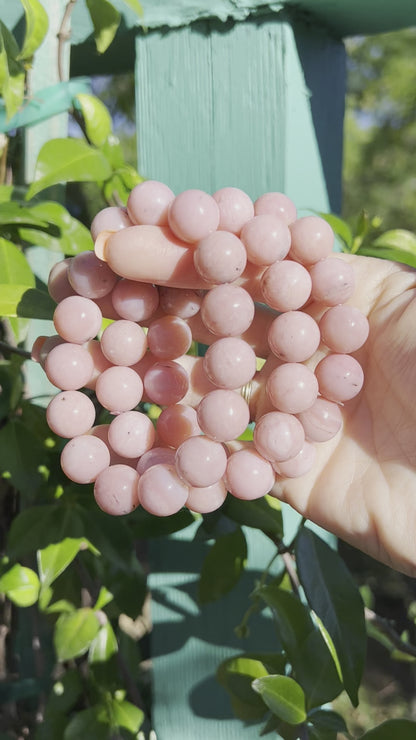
[254,192,297,225]
[319,305,369,353]
[213,187,254,235]
[159,286,202,318]
[138,464,189,516]
[168,189,220,243]
[38,335,65,367]
[61,435,110,484]
[175,436,227,487]
[127,180,175,226]
[261,259,312,311]
[147,315,192,361]
[136,447,176,475]
[266,362,319,414]
[253,411,305,463]
[273,441,316,478]
[94,465,140,516]
[46,390,96,438]
[309,258,355,305]
[88,425,139,467]
[201,284,255,337]
[112,279,160,322]
[143,361,189,406]
[44,342,94,390]
[197,390,250,442]
[100,320,147,366]
[193,231,247,283]
[156,404,201,448]
[108,410,155,459]
[91,206,133,240]
[48,258,76,302]
[297,397,343,442]
[95,366,143,412]
[84,340,113,390]
[315,353,364,402]
[289,216,334,265]
[53,295,102,344]
[186,480,228,513]
[203,337,257,389]
[268,311,320,362]
[240,215,291,265]
[225,449,275,500]
[68,251,118,299]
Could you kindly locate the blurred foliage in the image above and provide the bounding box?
[343,29,416,232]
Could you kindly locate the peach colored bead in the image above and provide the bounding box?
[44,342,94,391]
[309,258,355,305]
[193,231,247,283]
[289,216,334,265]
[168,189,220,243]
[127,180,175,226]
[48,258,76,302]
[61,435,110,484]
[319,305,369,353]
[315,353,364,402]
[266,362,319,414]
[197,390,250,442]
[46,390,96,438]
[297,397,343,442]
[261,259,312,312]
[53,295,102,344]
[138,464,190,516]
[254,192,297,225]
[111,279,160,322]
[159,286,202,318]
[201,284,255,337]
[273,441,316,478]
[203,337,257,390]
[91,206,132,240]
[94,465,140,516]
[225,449,275,500]
[213,187,254,235]
[268,311,320,362]
[147,315,192,361]
[156,404,201,448]
[253,411,305,463]
[143,361,189,406]
[175,436,227,487]
[136,447,177,475]
[101,320,147,366]
[186,480,228,513]
[240,215,291,266]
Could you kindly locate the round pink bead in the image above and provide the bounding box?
[289,216,334,265]
[48,259,76,303]
[44,342,94,390]
[143,361,189,406]
[315,353,364,402]
[136,447,177,475]
[53,295,102,344]
[108,410,155,458]
[186,480,228,513]
[100,320,147,366]
[253,411,305,463]
[201,284,255,337]
[261,260,312,311]
[268,311,320,362]
[225,449,275,500]
[212,187,254,235]
[240,215,291,265]
[203,337,257,389]
[266,362,319,414]
[159,286,202,319]
[138,464,190,516]
[95,366,143,412]
[68,251,118,299]
[193,231,247,283]
[168,189,220,243]
[319,305,369,353]
[94,464,140,516]
[175,436,227,487]
[94,292,121,321]
[147,315,192,361]
[297,397,343,442]
[111,279,160,322]
[84,340,113,390]
[127,180,175,226]
[88,424,139,467]
[197,390,250,442]
[61,435,110,484]
[38,335,66,367]
[156,404,201,448]
[273,441,316,478]
[254,192,297,225]
[46,390,96,438]
[91,206,132,240]
[309,258,355,305]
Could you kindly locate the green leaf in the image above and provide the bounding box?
[0,417,45,496]
[45,668,83,715]
[86,0,120,54]
[38,537,96,593]
[359,719,416,739]
[217,655,271,722]
[0,201,48,227]
[18,201,93,255]
[0,237,35,287]
[63,705,110,740]
[223,494,283,538]
[0,283,55,318]
[252,675,307,725]
[307,708,348,739]
[7,504,85,560]
[26,138,112,200]
[74,93,112,147]
[319,212,353,251]
[120,0,143,17]
[358,228,416,267]
[198,527,247,604]
[295,529,366,706]
[17,0,49,61]
[257,585,342,708]
[94,585,113,611]
[130,506,195,538]
[0,563,40,606]
[54,608,100,661]
[111,698,144,733]
[89,621,117,664]
[0,22,25,120]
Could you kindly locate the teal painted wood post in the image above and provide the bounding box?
[134,11,345,739]
[24,0,69,403]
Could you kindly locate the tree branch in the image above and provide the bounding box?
[0,340,32,360]
[365,606,416,659]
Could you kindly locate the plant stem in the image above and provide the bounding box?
[0,341,32,360]
[365,606,416,659]
[57,0,77,83]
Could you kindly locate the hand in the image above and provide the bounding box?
[100,230,416,576]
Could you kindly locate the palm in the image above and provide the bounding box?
[263,254,416,575]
